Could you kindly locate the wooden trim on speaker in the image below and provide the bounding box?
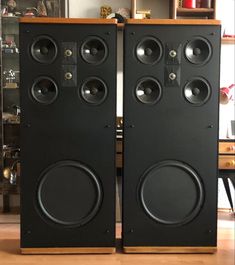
[123,246,217,253]
[126,19,221,25]
[21,247,115,254]
[19,17,117,25]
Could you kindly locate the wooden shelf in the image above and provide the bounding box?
[177,8,214,16]
[222,37,235,44]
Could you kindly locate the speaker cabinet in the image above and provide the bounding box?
[123,19,221,253]
[19,18,117,254]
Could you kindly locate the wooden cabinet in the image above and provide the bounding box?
[218,140,235,211]
[219,141,235,170]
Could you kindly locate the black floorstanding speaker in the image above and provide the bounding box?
[123,19,221,253]
[19,18,117,254]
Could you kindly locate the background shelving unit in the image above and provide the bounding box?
[171,0,216,19]
[0,0,65,213]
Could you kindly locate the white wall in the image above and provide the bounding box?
[68,0,131,18]
[219,44,235,138]
[216,0,235,36]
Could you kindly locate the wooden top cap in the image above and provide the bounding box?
[126,19,221,25]
[19,17,117,24]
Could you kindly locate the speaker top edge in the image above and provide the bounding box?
[126,19,221,26]
[19,17,118,25]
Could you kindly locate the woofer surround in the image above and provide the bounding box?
[139,160,204,225]
[135,77,162,104]
[184,78,211,105]
[31,76,58,104]
[37,161,102,227]
[81,77,108,105]
[31,35,58,64]
[185,37,212,65]
[81,36,108,64]
[136,37,163,65]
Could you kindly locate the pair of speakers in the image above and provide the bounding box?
[20,18,221,254]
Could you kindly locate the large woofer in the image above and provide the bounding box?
[31,35,57,64]
[139,160,204,225]
[81,36,108,64]
[81,77,107,105]
[136,37,162,65]
[31,77,58,104]
[185,37,212,65]
[136,77,162,104]
[184,78,211,105]
[38,161,102,227]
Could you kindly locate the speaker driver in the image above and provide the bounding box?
[81,77,107,105]
[38,161,102,227]
[31,77,58,104]
[31,35,57,64]
[139,160,204,225]
[185,37,212,65]
[184,78,211,105]
[136,37,162,65]
[136,77,162,104]
[81,36,108,64]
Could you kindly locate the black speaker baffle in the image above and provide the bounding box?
[31,76,58,104]
[37,161,102,227]
[184,78,211,105]
[31,35,58,64]
[136,37,162,65]
[81,77,108,105]
[136,77,162,104]
[185,37,212,65]
[81,37,108,64]
[139,160,204,226]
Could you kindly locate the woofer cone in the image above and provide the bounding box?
[184,78,211,105]
[81,36,108,64]
[185,37,212,65]
[37,161,102,227]
[31,35,57,64]
[136,37,162,65]
[139,160,204,225]
[31,77,58,104]
[81,77,107,105]
[136,77,162,104]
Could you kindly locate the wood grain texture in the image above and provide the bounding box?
[219,142,235,154]
[218,155,235,169]
[126,19,221,25]
[222,38,235,44]
[123,246,217,253]
[21,247,115,254]
[19,17,117,24]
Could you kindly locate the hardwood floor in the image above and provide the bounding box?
[0,211,234,265]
